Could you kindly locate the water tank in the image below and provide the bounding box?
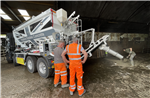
[56,8,67,23]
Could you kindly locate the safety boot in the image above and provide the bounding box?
[54,82,61,87]
[70,91,73,95]
[79,89,86,97]
[61,84,69,88]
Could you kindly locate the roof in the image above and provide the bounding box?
[1,1,150,34]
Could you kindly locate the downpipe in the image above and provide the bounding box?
[99,44,124,59]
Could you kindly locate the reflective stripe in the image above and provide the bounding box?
[55,73,60,74]
[77,44,79,53]
[71,87,76,89]
[78,88,84,90]
[69,57,82,60]
[70,84,76,87]
[78,86,82,88]
[61,73,67,76]
[67,53,81,55]
[60,71,67,73]
[55,70,60,71]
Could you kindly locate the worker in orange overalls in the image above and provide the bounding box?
[53,40,69,88]
[62,37,88,96]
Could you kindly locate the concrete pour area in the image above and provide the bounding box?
[1,53,150,98]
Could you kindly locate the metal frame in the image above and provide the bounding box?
[12,8,124,67]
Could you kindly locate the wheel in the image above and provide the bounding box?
[6,52,13,63]
[26,56,37,73]
[13,54,19,66]
[37,57,53,78]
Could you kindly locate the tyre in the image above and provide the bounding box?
[13,54,19,66]
[37,57,53,78]
[26,56,37,73]
[6,52,13,63]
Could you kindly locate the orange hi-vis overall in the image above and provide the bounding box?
[67,43,84,96]
[54,63,67,85]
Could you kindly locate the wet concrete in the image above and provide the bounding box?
[1,53,150,98]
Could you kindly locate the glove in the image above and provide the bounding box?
[66,65,69,68]
[126,55,130,59]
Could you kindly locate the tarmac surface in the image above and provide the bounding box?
[1,53,150,98]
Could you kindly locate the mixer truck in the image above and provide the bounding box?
[6,8,124,78]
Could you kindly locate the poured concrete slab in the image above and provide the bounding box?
[1,53,150,98]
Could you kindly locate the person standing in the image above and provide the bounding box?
[53,40,69,88]
[62,37,88,96]
[123,48,136,66]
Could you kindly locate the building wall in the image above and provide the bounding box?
[82,32,149,58]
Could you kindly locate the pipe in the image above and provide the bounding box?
[1,0,22,23]
[99,44,124,59]
[70,15,80,24]
[67,11,75,21]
